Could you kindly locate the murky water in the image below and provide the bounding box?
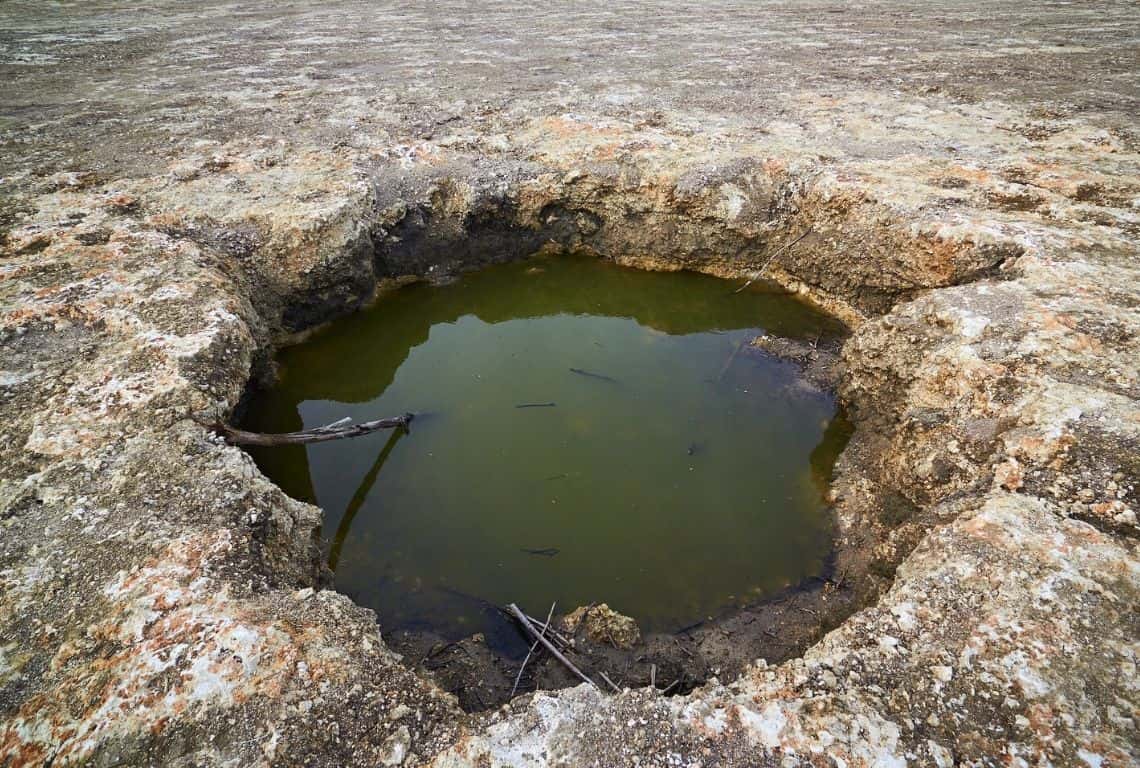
[243,255,848,640]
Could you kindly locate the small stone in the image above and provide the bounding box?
[931,665,953,682]
[928,741,953,768]
[379,725,411,766]
[293,587,315,601]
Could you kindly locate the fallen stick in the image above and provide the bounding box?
[599,671,622,693]
[524,613,571,647]
[508,603,598,690]
[734,228,813,294]
[569,367,618,383]
[515,402,556,409]
[716,340,745,382]
[204,413,414,446]
[511,602,557,697]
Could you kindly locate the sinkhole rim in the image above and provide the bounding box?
[235,251,872,711]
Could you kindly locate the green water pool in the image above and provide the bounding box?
[242,254,848,639]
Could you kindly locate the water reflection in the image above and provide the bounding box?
[329,425,408,571]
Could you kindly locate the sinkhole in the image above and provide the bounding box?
[242,253,851,701]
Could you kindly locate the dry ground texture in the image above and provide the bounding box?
[1,1,1138,766]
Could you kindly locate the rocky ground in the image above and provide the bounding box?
[1,1,1137,766]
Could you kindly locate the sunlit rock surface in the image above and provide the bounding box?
[1,1,1137,765]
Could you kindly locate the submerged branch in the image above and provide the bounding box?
[569,367,618,383]
[203,413,414,446]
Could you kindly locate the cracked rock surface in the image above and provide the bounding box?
[1,2,1137,766]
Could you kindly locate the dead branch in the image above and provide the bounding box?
[599,671,622,693]
[508,603,598,691]
[512,602,557,697]
[524,613,570,647]
[569,367,618,383]
[734,227,813,294]
[203,413,414,446]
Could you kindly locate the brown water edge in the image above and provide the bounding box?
[387,409,858,713]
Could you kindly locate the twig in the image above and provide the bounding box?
[525,613,570,647]
[569,367,618,383]
[599,671,622,693]
[511,602,556,697]
[203,413,414,446]
[661,680,680,695]
[508,604,598,690]
[734,228,813,293]
[315,416,353,431]
[515,402,556,409]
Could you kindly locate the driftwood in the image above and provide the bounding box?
[511,602,557,697]
[567,366,615,382]
[508,603,599,690]
[599,671,622,693]
[519,547,560,557]
[206,413,414,446]
[734,227,813,294]
[524,613,571,648]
